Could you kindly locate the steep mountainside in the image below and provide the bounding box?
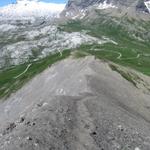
[0,0,65,19]
[59,0,150,76]
[0,0,150,98]
[0,57,150,150]
[0,0,116,69]
[61,0,150,18]
[0,0,150,149]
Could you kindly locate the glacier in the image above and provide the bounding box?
[0,0,65,19]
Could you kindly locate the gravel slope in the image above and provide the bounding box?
[0,56,150,150]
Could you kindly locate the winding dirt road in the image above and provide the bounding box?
[14,64,32,79]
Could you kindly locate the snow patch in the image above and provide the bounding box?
[97,0,116,9]
[80,11,86,19]
[144,0,150,13]
[135,147,140,150]
[0,0,65,19]
[102,36,118,45]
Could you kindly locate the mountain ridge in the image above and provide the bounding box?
[61,0,150,19]
[0,0,65,20]
[0,56,150,150]
[0,0,150,149]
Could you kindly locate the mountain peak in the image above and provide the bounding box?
[0,0,65,20]
[62,0,150,19]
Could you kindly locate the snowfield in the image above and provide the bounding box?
[0,0,65,19]
[97,0,117,9]
[144,0,150,13]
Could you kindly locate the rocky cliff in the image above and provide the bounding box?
[62,0,150,18]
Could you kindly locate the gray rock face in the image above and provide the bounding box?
[0,56,150,149]
[136,0,149,13]
[62,0,149,18]
[66,0,135,9]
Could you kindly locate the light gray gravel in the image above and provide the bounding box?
[0,56,150,150]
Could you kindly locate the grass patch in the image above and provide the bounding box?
[60,17,150,76]
[109,64,139,87]
[0,50,71,99]
[1,13,150,99]
[72,51,89,58]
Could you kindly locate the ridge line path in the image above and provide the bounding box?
[57,49,62,57]
[120,54,140,60]
[91,48,146,60]
[93,48,122,59]
[14,64,32,79]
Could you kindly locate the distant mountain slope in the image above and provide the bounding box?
[0,0,65,19]
[59,0,150,76]
[61,0,150,19]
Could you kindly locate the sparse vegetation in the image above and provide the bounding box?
[109,64,137,87]
[73,51,89,58]
[60,16,150,76]
[1,12,150,99]
[0,50,71,99]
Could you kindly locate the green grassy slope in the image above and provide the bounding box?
[0,11,150,99]
[0,50,71,99]
[60,12,150,76]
